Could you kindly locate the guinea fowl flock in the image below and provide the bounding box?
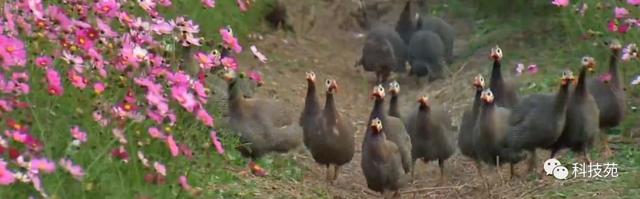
[216,0,630,197]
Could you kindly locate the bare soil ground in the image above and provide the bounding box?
[226,1,626,198]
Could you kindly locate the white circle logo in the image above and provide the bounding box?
[543,158,562,175]
[553,166,569,180]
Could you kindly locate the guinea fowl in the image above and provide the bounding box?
[223,70,303,176]
[308,79,355,184]
[361,117,409,198]
[356,25,409,84]
[369,85,413,175]
[551,57,599,162]
[405,96,454,184]
[387,80,402,119]
[300,71,321,151]
[587,40,626,158]
[489,46,519,108]
[458,74,485,175]
[505,70,575,174]
[395,0,415,44]
[415,7,455,65]
[473,89,524,179]
[408,30,446,82]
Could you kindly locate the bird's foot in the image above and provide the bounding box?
[248,161,268,177]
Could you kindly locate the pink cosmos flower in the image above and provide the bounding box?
[192,81,208,103]
[70,126,87,143]
[68,70,88,89]
[178,143,194,159]
[151,20,174,35]
[551,0,569,7]
[248,70,264,85]
[618,22,630,33]
[196,108,214,127]
[153,162,166,176]
[622,43,638,61]
[202,0,216,8]
[27,0,45,19]
[615,7,629,19]
[46,68,64,96]
[178,176,193,190]
[237,0,248,11]
[59,159,84,181]
[138,0,159,18]
[0,36,27,68]
[171,85,198,112]
[96,18,118,38]
[30,158,56,174]
[0,159,15,185]
[148,127,166,139]
[608,19,618,32]
[250,45,268,63]
[157,0,173,7]
[221,57,238,71]
[527,64,538,74]
[95,0,120,18]
[599,73,612,83]
[628,0,640,6]
[92,111,109,127]
[166,135,179,157]
[195,52,215,70]
[94,82,106,94]
[220,27,242,53]
[210,130,224,154]
[111,146,129,163]
[35,56,53,68]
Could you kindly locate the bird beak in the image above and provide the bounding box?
[256,81,264,87]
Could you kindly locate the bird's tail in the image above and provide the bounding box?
[270,124,304,153]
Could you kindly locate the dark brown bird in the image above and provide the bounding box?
[355,25,408,84]
[395,0,415,44]
[458,74,485,176]
[405,96,454,184]
[300,71,321,151]
[307,79,355,184]
[361,117,409,198]
[489,46,519,108]
[587,40,626,158]
[223,70,303,176]
[264,0,294,33]
[387,80,402,119]
[551,56,599,162]
[369,85,413,174]
[473,89,523,179]
[505,70,575,174]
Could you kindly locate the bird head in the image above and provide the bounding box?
[371,84,385,99]
[473,74,485,90]
[388,81,400,95]
[490,45,503,61]
[581,56,596,72]
[418,95,430,107]
[370,118,383,133]
[561,70,576,86]
[609,39,622,51]
[480,89,495,103]
[221,69,237,82]
[325,79,338,93]
[305,71,316,82]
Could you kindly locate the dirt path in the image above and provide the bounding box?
[236,1,562,198]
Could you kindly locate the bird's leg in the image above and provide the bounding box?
[527,150,537,173]
[411,160,416,184]
[510,163,516,180]
[582,150,592,164]
[601,134,614,159]
[332,165,340,184]
[392,191,401,199]
[496,156,504,182]
[474,160,484,178]
[325,164,332,183]
[438,159,447,186]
